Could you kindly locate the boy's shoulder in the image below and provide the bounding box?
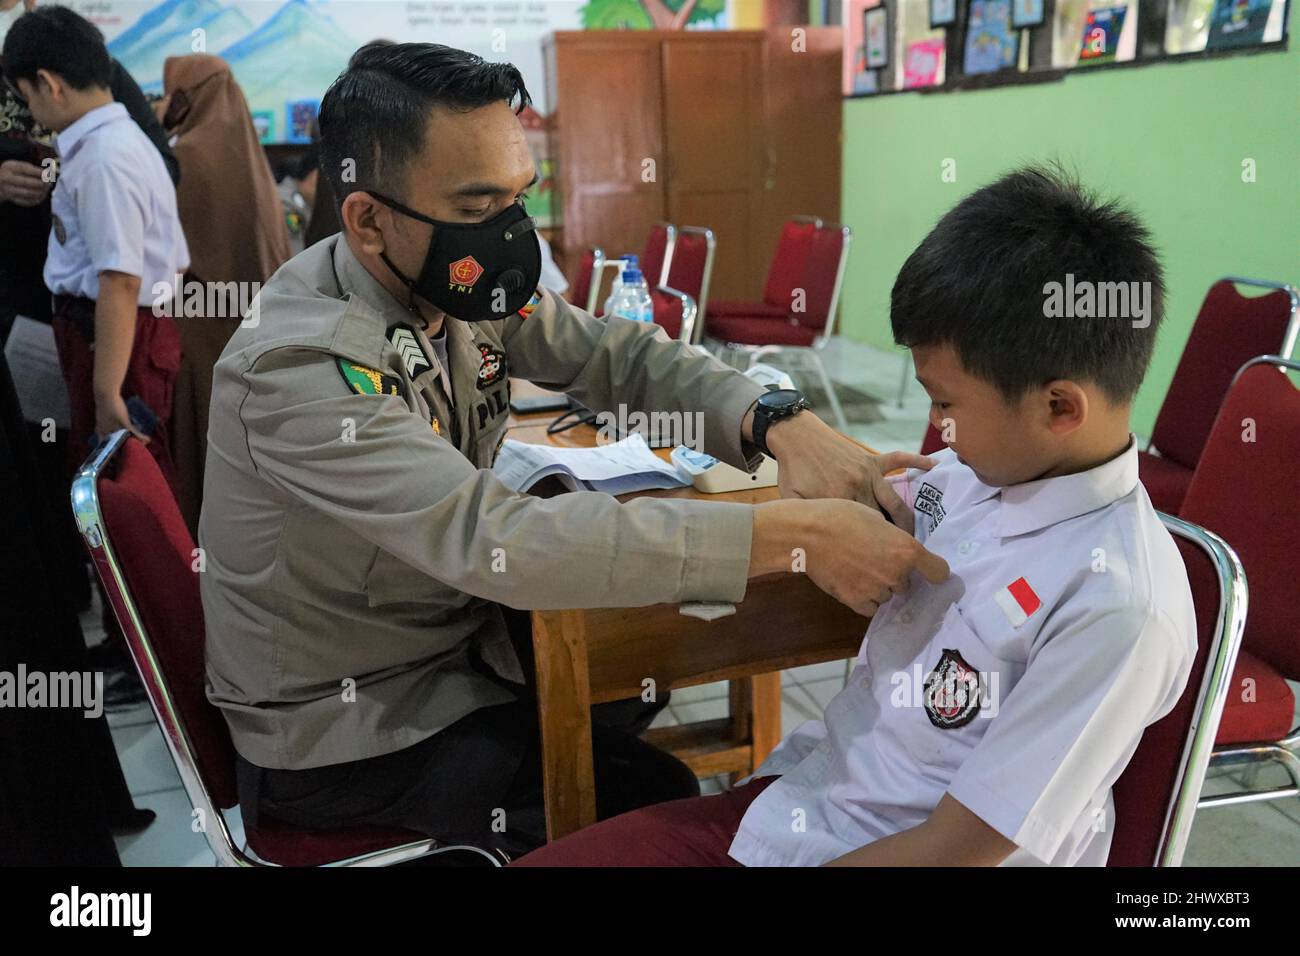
[898,447,1195,664]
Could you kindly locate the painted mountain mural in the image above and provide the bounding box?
[107,0,256,92]
[216,0,356,117]
[108,0,356,119]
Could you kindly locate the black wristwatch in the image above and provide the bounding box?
[750,387,810,460]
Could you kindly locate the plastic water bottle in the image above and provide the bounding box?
[602,255,637,316]
[606,263,654,324]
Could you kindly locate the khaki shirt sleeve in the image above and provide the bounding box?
[503,288,767,471]
[236,346,755,608]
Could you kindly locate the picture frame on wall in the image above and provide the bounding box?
[864,5,890,68]
[1010,0,1046,28]
[930,0,958,28]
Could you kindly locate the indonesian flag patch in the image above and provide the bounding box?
[993,577,1042,628]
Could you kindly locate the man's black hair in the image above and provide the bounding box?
[891,164,1165,404]
[318,42,531,212]
[2,6,113,91]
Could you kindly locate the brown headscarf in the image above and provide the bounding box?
[161,54,290,284]
[160,55,291,537]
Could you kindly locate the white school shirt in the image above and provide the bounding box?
[729,438,1195,867]
[45,102,189,306]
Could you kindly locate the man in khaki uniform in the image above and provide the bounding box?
[201,42,947,856]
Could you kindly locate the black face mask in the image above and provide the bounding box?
[369,192,542,322]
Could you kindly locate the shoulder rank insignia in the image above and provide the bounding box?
[517,289,543,318]
[388,324,431,379]
[337,359,405,398]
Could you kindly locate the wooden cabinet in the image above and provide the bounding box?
[544,28,842,303]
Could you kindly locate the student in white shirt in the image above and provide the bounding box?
[515,164,1196,867]
[3,7,188,481]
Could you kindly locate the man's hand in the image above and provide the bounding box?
[93,389,150,444]
[0,159,53,207]
[752,410,936,533]
[749,498,949,617]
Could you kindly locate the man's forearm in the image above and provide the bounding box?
[93,271,141,403]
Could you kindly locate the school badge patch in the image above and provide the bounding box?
[517,289,542,318]
[337,359,405,398]
[923,648,982,729]
[476,344,506,389]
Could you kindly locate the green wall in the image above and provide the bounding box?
[838,41,1300,436]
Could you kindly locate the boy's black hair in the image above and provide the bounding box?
[318,41,531,213]
[2,6,113,91]
[891,164,1165,404]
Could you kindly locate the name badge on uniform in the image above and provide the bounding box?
[993,577,1042,628]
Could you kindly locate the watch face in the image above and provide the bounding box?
[759,388,805,411]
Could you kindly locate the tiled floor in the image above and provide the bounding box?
[101,338,1299,866]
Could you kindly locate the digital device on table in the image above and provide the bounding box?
[509,392,571,415]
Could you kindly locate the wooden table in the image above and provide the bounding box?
[505,381,869,840]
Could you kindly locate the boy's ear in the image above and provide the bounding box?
[35,68,60,100]
[1043,379,1089,435]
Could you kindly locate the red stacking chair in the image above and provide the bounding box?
[567,245,606,314]
[1172,356,1300,811]
[652,226,716,343]
[710,216,822,319]
[72,432,503,867]
[641,221,674,292]
[1139,278,1298,514]
[706,223,854,431]
[1107,514,1247,865]
[583,222,678,318]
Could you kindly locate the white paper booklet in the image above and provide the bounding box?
[493,433,689,495]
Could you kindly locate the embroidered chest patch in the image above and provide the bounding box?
[923,648,983,729]
[476,344,506,389]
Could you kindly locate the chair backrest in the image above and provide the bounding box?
[569,246,606,314]
[797,224,852,333]
[664,226,716,343]
[1179,356,1300,678]
[72,432,244,865]
[1108,515,1247,866]
[641,222,676,291]
[1150,278,1299,469]
[919,422,946,456]
[763,216,821,310]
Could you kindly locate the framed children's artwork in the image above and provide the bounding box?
[903,38,946,88]
[1011,0,1045,27]
[285,99,319,145]
[963,0,1019,74]
[1206,0,1273,50]
[1077,6,1128,65]
[864,6,890,69]
[930,0,957,28]
[251,111,274,145]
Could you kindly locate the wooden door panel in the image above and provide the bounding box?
[661,36,766,302]
[548,34,666,263]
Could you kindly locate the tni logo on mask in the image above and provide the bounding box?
[449,255,485,293]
